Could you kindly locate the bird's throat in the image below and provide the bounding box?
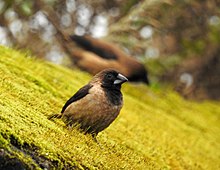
[103,88,122,106]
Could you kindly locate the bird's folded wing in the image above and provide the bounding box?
[61,84,93,113]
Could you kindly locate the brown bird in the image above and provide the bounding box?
[43,7,149,84]
[49,69,128,139]
[69,35,150,85]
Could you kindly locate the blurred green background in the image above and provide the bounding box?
[0,0,220,100]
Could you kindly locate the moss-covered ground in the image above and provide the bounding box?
[0,45,220,169]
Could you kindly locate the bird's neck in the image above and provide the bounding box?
[102,87,122,106]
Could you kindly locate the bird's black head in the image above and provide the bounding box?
[99,69,128,90]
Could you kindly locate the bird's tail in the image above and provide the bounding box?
[48,113,62,120]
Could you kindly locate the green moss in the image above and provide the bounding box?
[0,45,220,169]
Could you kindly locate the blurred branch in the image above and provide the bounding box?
[36,1,77,62]
[106,0,173,54]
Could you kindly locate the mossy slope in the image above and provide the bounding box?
[0,45,220,169]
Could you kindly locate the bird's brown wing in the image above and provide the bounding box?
[70,35,118,60]
[61,84,93,113]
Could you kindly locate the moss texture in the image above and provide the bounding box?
[0,45,220,169]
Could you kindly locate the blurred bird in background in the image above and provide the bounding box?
[38,4,150,85]
[69,35,150,85]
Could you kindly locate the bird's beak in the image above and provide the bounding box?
[114,73,128,85]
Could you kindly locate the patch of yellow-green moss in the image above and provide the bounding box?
[0,45,220,169]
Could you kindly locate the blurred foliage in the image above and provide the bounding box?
[0,0,219,100]
[1,0,219,60]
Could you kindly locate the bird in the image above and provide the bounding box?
[49,69,128,139]
[43,8,149,84]
[69,35,150,85]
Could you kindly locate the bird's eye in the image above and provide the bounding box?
[107,74,113,79]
